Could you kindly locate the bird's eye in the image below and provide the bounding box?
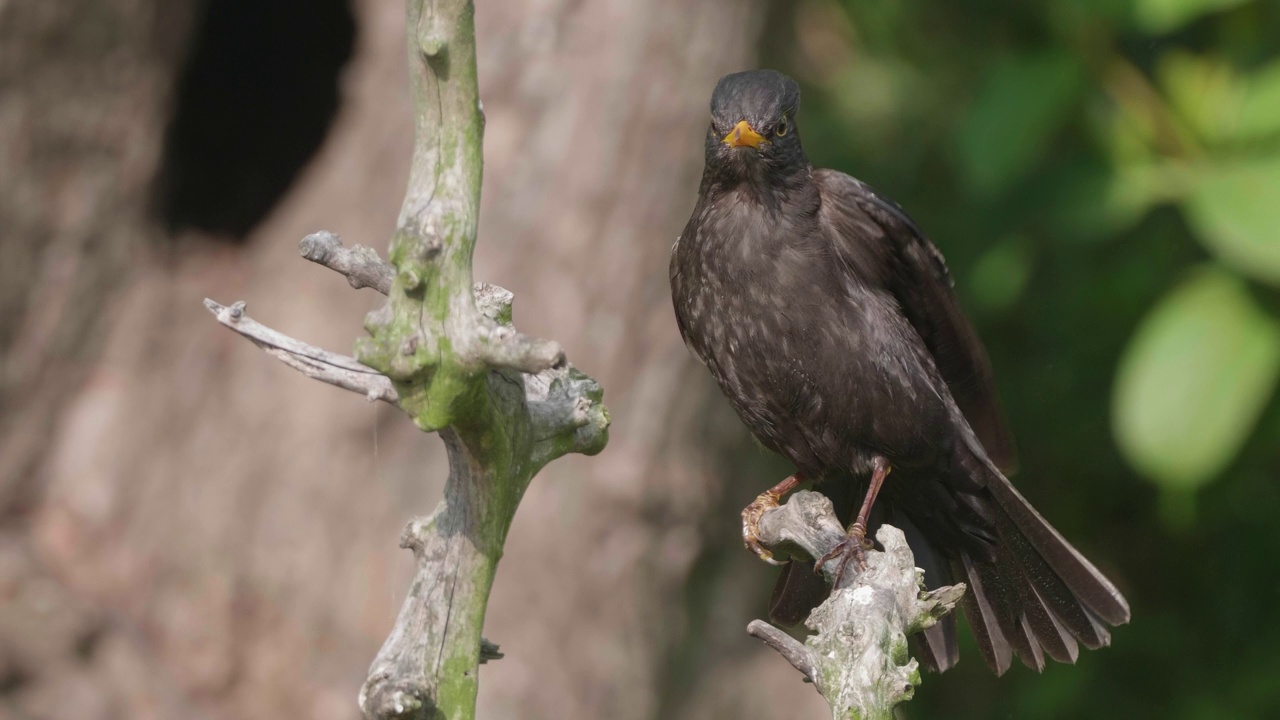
[776,116,789,137]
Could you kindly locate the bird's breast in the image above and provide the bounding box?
[672,201,853,450]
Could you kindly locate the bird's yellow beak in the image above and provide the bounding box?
[722,120,765,149]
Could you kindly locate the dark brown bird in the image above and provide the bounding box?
[669,69,1129,674]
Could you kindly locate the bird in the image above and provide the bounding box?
[669,69,1129,674]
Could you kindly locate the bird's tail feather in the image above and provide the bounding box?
[891,508,959,673]
[768,466,1128,676]
[959,468,1129,674]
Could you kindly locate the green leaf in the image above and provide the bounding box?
[1184,156,1280,286]
[1132,0,1252,34]
[1113,266,1280,490]
[957,50,1085,196]
[1158,52,1280,145]
[1157,51,1239,144]
[1236,60,1280,141]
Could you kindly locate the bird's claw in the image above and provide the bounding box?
[814,525,873,586]
[742,492,787,566]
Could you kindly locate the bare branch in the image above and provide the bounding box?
[748,491,966,720]
[747,620,815,679]
[465,283,565,374]
[754,489,849,581]
[468,324,565,375]
[347,2,610,717]
[300,231,395,295]
[203,299,398,404]
[207,3,609,718]
[294,229,570,376]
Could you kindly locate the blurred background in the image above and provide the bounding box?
[3,0,1278,717]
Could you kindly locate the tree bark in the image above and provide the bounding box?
[2,0,787,718]
[0,0,194,512]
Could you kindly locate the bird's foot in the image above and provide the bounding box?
[742,491,787,566]
[814,523,874,586]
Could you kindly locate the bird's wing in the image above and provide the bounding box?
[815,168,1017,472]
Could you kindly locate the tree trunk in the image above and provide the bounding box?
[0,1,837,719]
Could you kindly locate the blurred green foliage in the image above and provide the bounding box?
[773,0,1280,715]
[1114,266,1280,494]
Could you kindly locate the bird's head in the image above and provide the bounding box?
[705,70,808,185]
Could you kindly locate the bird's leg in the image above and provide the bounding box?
[849,456,891,551]
[742,473,805,565]
[816,456,891,585]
